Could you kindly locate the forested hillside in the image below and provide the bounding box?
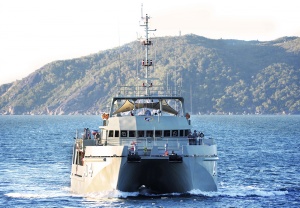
[0,34,299,115]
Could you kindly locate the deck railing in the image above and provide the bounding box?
[116,85,182,97]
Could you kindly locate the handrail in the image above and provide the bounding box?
[117,85,182,97]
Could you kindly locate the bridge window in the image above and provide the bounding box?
[129,131,136,137]
[138,130,144,137]
[155,130,162,137]
[115,130,119,137]
[146,130,153,137]
[172,130,178,137]
[121,130,127,137]
[164,130,170,137]
[109,130,114,137]
[180,130,184,137]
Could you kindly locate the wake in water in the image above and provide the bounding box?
[4,181,288,201]
[4,187,72,199]
[189,185,288,197]
[62,185,288,201]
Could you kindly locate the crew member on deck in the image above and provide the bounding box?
[145,110,151,116]
[192,130,198,138]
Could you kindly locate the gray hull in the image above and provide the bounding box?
[71,145,218,194]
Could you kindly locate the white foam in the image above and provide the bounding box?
[189,185,288,197]
[83,190,139,200]
[7,185,287,200]
[5,192,69,199]
[5,187,72,199]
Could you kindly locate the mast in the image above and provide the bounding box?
[140,12,156,96]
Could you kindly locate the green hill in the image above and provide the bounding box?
[0,34,299,115]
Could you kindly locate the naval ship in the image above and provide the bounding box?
[70,12,218,194]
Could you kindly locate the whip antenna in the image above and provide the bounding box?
[141,3,143,19]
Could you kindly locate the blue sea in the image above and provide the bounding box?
[0,115,299,207]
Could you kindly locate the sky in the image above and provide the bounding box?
[0,0,299,85]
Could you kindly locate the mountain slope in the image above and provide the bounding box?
[0,35,299,115]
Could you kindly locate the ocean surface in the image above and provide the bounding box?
[0,115,299,208]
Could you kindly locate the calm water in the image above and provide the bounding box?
[0,115,299,207]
